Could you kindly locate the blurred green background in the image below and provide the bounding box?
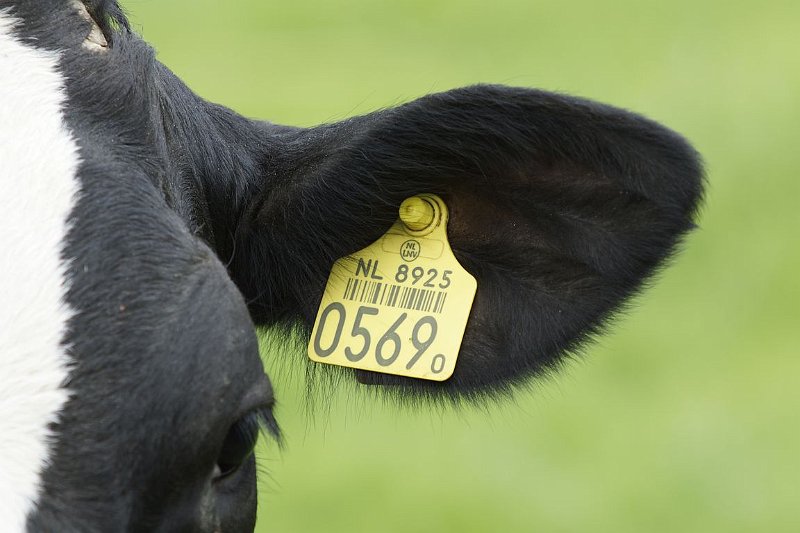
[129,1,799,531]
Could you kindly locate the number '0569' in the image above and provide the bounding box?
[312,303,446,374]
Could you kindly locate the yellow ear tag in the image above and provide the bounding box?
[307,194,477,381]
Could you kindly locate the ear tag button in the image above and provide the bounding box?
[308,194,477,381]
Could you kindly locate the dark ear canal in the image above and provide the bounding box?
[233,84,704,398]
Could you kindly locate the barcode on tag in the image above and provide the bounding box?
[342,278,447,314]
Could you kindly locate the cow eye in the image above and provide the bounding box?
[214,411,262,479]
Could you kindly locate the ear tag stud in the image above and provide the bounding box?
[308,194,477,381]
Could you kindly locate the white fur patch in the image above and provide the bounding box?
[0,12,80,532]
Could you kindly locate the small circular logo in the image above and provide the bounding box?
[400,240,421,262]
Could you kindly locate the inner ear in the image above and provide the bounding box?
[446,187,537,250]
[71,0,109,51]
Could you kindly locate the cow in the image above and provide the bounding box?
[0,0,704,531]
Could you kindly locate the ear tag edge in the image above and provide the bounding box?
[307,194,477,382]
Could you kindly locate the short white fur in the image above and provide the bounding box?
[0,11,80,532]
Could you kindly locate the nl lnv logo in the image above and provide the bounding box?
[400,240,421,262]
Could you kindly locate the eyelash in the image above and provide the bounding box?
[241,406,281,446]
[215,406,281,480]
[256,405,283,446]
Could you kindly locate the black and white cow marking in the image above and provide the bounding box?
[0,0,704,531]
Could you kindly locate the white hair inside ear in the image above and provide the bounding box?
[71,0,108,51]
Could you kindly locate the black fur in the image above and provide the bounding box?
[6,0,703,530]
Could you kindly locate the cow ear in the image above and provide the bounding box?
[232,84,704,398]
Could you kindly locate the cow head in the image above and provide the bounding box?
[1,1,703,531]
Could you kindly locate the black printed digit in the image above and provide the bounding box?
[313,302,346,357]
[405,316,438,370]
[411,266,424,285]
[375,312,407,366]
[396,264,408,283]
[345,306,378,362]
[430,354,446,374]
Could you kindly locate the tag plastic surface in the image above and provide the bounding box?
[307,194,477,381]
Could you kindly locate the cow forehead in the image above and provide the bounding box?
[27,162,266,527]
[0,2,268,527]
[44,144,265,521]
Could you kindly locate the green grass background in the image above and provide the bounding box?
[128,1,799,531]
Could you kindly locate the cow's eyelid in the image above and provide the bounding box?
[213,406,280,481]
